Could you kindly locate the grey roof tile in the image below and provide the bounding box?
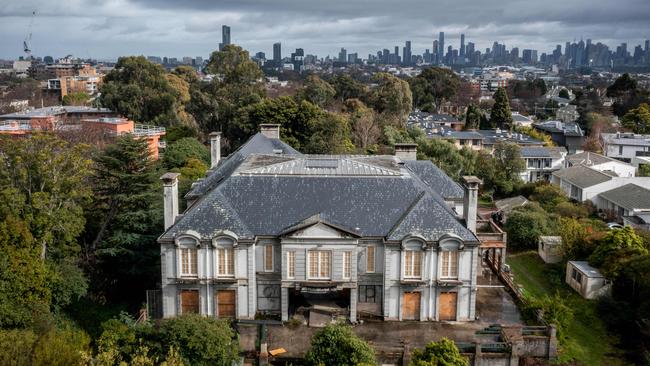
[552,165,612,188]
[599,184,650,210]
[404,160,464,200]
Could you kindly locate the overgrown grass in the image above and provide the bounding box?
[507,251,624,366]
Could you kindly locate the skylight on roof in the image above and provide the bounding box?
[305,158,339,169]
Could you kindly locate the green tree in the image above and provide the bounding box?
[163,137,210,170]
[621,103,650,134]
[330,74,367,102]
[481,142,525,195]
[639,164,650,177]
[345,99,381,150]
[505,203,555,249]
[368,73,413,128]
[607,73,638,99]
[62,92,90,106]
[85,135,162,306]
[305,112,355,154]
[305,323,375,366]
[99,56,181,126]
[490,87,514,131]
[409,67,460,113]
[0,134,93,259]
[527,292,574,339]
[191,45,265,138]
[529,183,568,211]
[464,104,483,130]
[298,75,336,108]
[411,338,469,366]
[0,325,90,366]
[589,226,648,279]
[160,314,240,366]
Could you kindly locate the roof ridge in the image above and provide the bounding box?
[387,190,426,238]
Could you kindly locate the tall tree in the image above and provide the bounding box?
[464,104,483,130]
[99,56,182,126]
[345,99,381,150]
[330,74,367,102]
[298,75,336,108]
[409,67,460,113]
[85,135,162,306]
[368,73,412,128]
[490,87,514,131]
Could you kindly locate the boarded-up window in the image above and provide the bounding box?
[264,245,274,272]
[366,246,375,273]
[287,251,295,279]
[216,290,236,318]
[440,250,458,279]
[402,292,421,320]
[180,290,199,314]
[343,251,352,279]
[180,248,198,276]
[404,250,423,278]
[439,292,457,321]
[308,251,331,279]
[217,248,234,276]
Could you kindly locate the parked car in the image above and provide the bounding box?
[607,222,624,230]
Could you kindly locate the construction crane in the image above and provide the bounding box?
[23,11,36,59]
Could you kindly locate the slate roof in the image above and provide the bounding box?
[599,184,650,210]
[162,173,477,242]
[0,106,113,120]
[552,165,612,188]
[520,147,552,158]
[403,160,464,200]
[237,155,402,176]
[185,132,301,199]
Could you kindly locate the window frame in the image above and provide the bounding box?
[263,245,274,272]
[440,250,459,279]
[404,250,423,279]
[216,247,235,277]
[180,247,198,277]
[287,251,296,279]
[342,251,352,280]
[308,250,332,280]
[366,245,376,273]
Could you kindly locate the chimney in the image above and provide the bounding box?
[394,143,418,161]
[209,132,221,169]
[161,172,181,230]
[462,176,482,234]
[260,124,280,139]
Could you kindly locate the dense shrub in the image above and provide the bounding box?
[305,322,375,366]
[411,337,469,366]
[505,203,556,250]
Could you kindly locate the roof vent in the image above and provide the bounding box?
[272,149,283,154]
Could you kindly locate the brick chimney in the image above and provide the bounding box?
[462,176,482,233]
[161,172,181,230]
[394,143,417,161]
[260,124,280,139]
[209,132,221,169]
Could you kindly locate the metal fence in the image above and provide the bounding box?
[146,289,163,319]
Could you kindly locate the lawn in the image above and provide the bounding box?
[507,251,625,366]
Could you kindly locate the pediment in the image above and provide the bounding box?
[289,222,352,239]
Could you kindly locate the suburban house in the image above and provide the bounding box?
[158,125,484,323]
[565,151,636,178]
[407,111,465,132]
[596,184,650,229]
[565,261,611,300]
[551,164,650,202]
[601,132,650,163]
[519,146,567,182]
[432,127,544,153]
[556,105,579,123]
[512,112,534,127]
[435,129,484,151]
[538,236,563,264]
[476,129,544,152]
[533,121,585,154]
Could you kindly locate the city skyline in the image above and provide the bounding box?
[1,0,650,60]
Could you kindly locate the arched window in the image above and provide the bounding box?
[402,237,426,280]
[177,237,199,277]
[439,234,463,280]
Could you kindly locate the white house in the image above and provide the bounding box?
[520,146,566,183]
[157,125,483,323]
[601,132,650,163]
[565,151,636,177]
[551,165,650,203]
[565,261,611,300]
[596,184,650,228]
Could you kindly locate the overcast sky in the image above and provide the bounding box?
[1,0,649,61]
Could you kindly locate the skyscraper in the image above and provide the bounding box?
[403,41,412,66]
[438,32,445,64]
[273,42,281,63]
[338,48,347,63]
[460,34,465,57]
[219,25,231,51]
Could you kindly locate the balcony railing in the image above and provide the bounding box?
[132,124,166,137]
